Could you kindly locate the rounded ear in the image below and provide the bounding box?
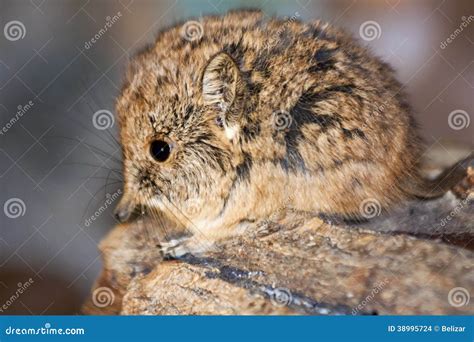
[202,52,242,110]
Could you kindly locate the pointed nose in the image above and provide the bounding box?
[114,207,131,223]
[114,196,136,223]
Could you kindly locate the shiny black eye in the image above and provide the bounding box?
[150,140,171,162]
[215,116,224,128]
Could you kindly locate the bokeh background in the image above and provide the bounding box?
[0,0,473,314]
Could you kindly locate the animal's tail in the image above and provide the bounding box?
[408,152,473,199]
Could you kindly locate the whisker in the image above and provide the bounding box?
[81,88,121,149]
[48,136,122,165]
[79,176,122,182]
[102,167,123,200]
[146,194,217,253]
[142,197,179,245]
[140,203,167,247]
[162,194,210,240]
[139,203,151,242]
[79,181,122,224]
[105,129,121,149]
[62,162,122,174]
[67,111,119,153]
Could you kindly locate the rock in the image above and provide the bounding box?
[81,218,162,315]
[83,211,473,315]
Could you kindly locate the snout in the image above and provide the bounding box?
[114,194,136,223]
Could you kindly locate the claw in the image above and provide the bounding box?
[157,238,190,259]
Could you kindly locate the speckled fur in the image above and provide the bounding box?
[115,10,429,248]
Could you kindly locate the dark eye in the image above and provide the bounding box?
[215,116,224,128]
[150,140,171,162]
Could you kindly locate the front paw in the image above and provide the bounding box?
[157,238,190,259]
[157,237,213,259]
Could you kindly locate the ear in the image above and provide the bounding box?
[202,52,242,111]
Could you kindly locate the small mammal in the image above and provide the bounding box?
[114,10,468,255]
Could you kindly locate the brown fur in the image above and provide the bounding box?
[114,10,430,251]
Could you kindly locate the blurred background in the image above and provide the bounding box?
[0,0,472,314]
